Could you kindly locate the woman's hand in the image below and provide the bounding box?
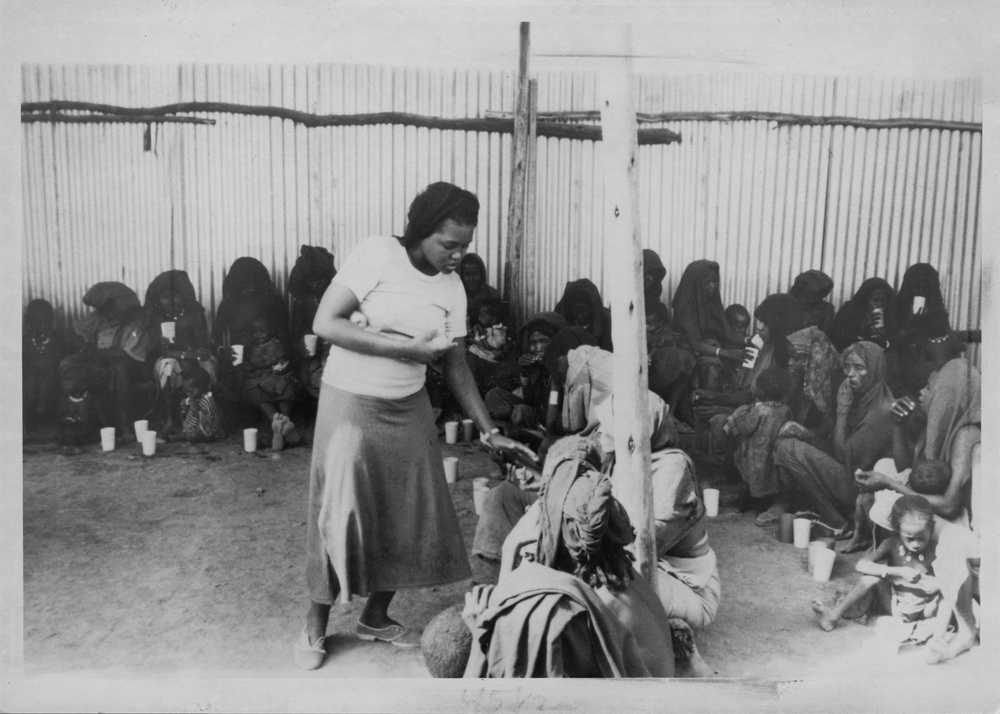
[405,331,454,364]
[853,469,889,492]
[517,353,539,370]
[890,396,917,423]
[461,584,495,632]
[836,380,855,414]
[483,432,538,463]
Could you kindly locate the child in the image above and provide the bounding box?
[466,298,518,396]
[169,367,226,443]
[239,315,301,449]
[23,299,71,430]
[56,364,99,455]
[724,367,793,512]
[812,495,941,646]
[724,304,751,338]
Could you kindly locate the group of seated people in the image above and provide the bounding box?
[22,246,338,453]
[427,255,980,675]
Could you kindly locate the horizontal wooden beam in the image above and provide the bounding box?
[21,113,215,126]
[485,108,981,133]
[21,101,680,144]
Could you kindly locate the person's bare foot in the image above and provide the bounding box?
[926,632,977,664]
[812,600,838,631]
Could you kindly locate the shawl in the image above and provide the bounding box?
[790,270,834,302]
[643,249,671,325]
[560,345,615,435]
[592,390,680,454]
[288,245,336,299]
[894,263,946,327]
[540,326,599,385]
[830,277,897,351]
[840,341,896,472]
[519,311,567,352]
[787,326,841,422]
[74,282,152,362]
[144,270,204,318]
[24,298,54,329]
[459,253,502,323]
[754,293,807,368]
[554,279,614,351]
[212,257,288,346]
[920,357,981,463]
[670,260,745,348]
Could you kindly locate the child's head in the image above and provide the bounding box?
[888,495,935,554]
[182,367,211,399]
[420,604,472,678]
[725,303,751,336]
[477,298,507,329]
[24,299,55,338]
[251,316,276,345]
[909,459,951,497]
[754,367,793,403]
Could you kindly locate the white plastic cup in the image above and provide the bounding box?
[872,308,885,330]
[793,518,812,548]
[141,430,157,457]
[807,541,828,574]
[443,457,459,484]
[304,334,318,356]
[100,427,116,451]
[912,296,926,314]
[160,321,176,343]
[750,333,765,349]
[461,419,475,442]
[445,421,459,444]
[742,347,759,369]
[703,488,720,517]
[813,548,836,582]
[473,477,490,516]
[133,420,148,441]
[232,344,244,366]
[243,427,258,452]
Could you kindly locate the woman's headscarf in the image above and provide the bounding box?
[24,299,54,330]
[670,260,744,348]
[288,246,336,299]
[754,293,806,368]
[213,258,288,346]
[76,282,152,361]
[830,277,898,351]
[842,341,895,432]
[790,270,834,304]
[401,182,479,247]
[459,253,488,295]
[144,270,204,318]
[787,326,841,421]
[540,326,599,384]
[894,263,945,328]
[554,279,613,351]
[642,249,667,301]
[519,312,567,353]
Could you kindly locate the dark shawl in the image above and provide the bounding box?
[830,277,898,352]
[555,279,613,352]
[459,253,501,327]
[74,282,152,362]
[144,270,210,351]
[671,260,745,349]
[540,326,599,385]
[288,245,337,340]
[894,263,946,328]
[754,293,807,369]
[642,249,671,325]
[790,270,836,335]
[212,257,288,348]
[840,341,896,473]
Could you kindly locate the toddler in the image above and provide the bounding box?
[467,298,514,363]
[170,367,226,442]
[56,366,99,455]
[240,315,300,449]
[812,495,941,645]
[724,367,792,510]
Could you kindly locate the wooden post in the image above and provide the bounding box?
[522,79,538,323]
[599,26,656,589]
[503,22,530,314]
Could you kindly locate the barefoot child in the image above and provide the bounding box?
[56,364,100,455]
[169,367,226,443]
[239,315,301,449]
[813,495,941,645]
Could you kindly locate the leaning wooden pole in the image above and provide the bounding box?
[599,27,656,589]
[503,22,530,312]
[522,79,539,325]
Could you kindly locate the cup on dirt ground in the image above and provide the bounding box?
[141,430,157,457]
[100,427,116,452]
[702,488,720,517]
[807,538,835,574]
[445,421,459,444]
[793,518,812,548]
[304,334,318,357]
[813,548,836,582]
[133,420,148,442]
[443,457,459,483]
[232,344,244,366]
[778,513,795,543]
[473,477,490,516]
[461,419,475,442]
[243,427,258,452]
[160,321,176,343]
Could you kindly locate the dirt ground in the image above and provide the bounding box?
[20,422,989,689]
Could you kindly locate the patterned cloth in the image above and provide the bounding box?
[181,392,226,440]
[728,401,792,497]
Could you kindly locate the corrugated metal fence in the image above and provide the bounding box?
[21,64,981,363]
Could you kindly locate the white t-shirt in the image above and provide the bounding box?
[323,235,468,399]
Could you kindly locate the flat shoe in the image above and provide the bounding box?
[754,510,782,527]
[356,621,422,649]
[293,626,327,670]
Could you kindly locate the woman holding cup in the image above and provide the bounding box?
[296,183,535,669]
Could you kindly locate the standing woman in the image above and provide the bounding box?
[296,183,534,669]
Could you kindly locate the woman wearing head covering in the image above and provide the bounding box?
[458,253,501,331]
[144,270,217,435]
[789,270,836,337]
[782,326,842,439]
[64,282,154,441]
[296,182,534,669]
[643,249,697,418]
[462,436,676,678]
[830,277,898,352]
[671,260,749,393]
[212,257,289,355]
[769,341,896,535]
[554,278,614,352]
[288,245,337,400]
[23,298,72,429]
[892,264,949,398]
[483,312,568,428]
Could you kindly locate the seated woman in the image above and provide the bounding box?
[237,314,302,449]
[483,312,567,428]
[768,341,895,537]
[830,277,898,352]
[144,270,217,437]
[458,253,501,331]
[554,278,613,352]
[781,326,843,442]
[288,245,337,401]
[63,282,155,441]
[789,270,836,337]
[643,249,697,419]
[465,298,519,397]
[463,436,677,677]
[892,264,948,400]
[213,256,289,364]
[23,298,72,431]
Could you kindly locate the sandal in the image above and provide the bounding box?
[754,511,780,527]
[293,626,327,670]
[356,620,422,649]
